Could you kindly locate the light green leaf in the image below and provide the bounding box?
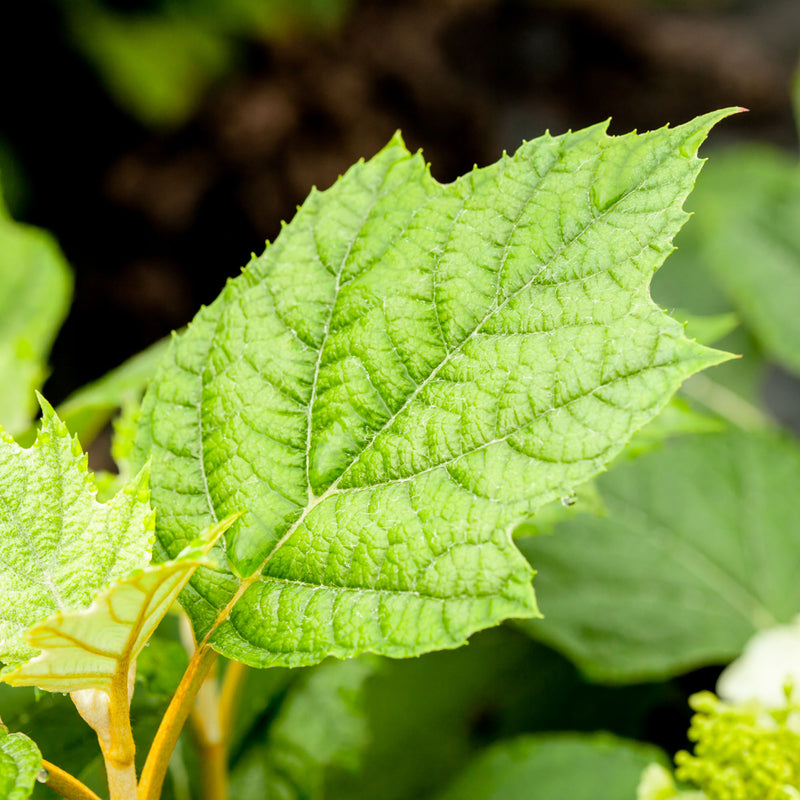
[0,194,72,435]
[138,111,735,669]
[512,480,605,539]
[518,431,800,682]
[0,726,42,800]
[436,733,668,800]
[0,399,153,669]
[1,518,232,693]
[621,394,725,459]
[230,657,376,800]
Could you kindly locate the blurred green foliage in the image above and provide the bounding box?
[61,0,351,128]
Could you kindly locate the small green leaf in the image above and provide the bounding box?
[0,194,72,435]
[518,431,800,682]
[1,517,234,693]
[622,395,725,458]
[0,726,42,800]
[435,733,668,800]
[138,111,736,669]
[66,2,231,128]
[0,518,233,692]
[0,399,153,669]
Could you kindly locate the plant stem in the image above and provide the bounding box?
[138,645,217,800]
[189,660,228,800]
[219,660,248,741]
[186,657,249,800]
[682,373,774,430]
[41,760,103,800]
[71,664,137,800]
[195,741,228,800]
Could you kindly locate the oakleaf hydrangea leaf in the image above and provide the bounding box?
[0,398,153,669]
[138,111,735,668]
[0,192,72,435]
[0,726,41,800]
[518,431,800,682]
[1,516,234,693]
[436,733,668,800]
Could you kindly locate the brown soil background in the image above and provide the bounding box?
[2,0,799,402]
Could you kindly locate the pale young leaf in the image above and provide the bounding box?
[0,399,153,669]
[1,517,235,693]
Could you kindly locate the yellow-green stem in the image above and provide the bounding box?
[219,660,249,741]
[190,660,228,800]
[71,664,137,800]
[195,741,228,800]
[41,760,103,800]
[138,646,218,800]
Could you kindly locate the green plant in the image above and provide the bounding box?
[3,106,800,800]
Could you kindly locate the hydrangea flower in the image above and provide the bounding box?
[638,621,800,800]
[717,617,800,709]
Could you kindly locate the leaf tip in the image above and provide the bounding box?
[388,129,406,150]
[677,107,742,158]
[34,391,56,421]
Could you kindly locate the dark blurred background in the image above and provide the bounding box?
[0,0,798,402]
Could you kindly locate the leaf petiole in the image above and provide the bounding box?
[138,645,218,800]
[40,759,103,800]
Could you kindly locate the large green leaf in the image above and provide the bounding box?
[0,726,41,800]
[0,194,72,434]
[435,733,667,800]
[137,111,734,668]
[518,431,800,682]
[0,400,153,669]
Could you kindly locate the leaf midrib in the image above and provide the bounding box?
[195,126,700,650]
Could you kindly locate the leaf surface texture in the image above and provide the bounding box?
[138,112,734,667]
[1,519,231,692]
[0,402,153,669]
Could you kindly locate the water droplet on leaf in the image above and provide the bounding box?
[560,492,577,507]
[36,769,48,783]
